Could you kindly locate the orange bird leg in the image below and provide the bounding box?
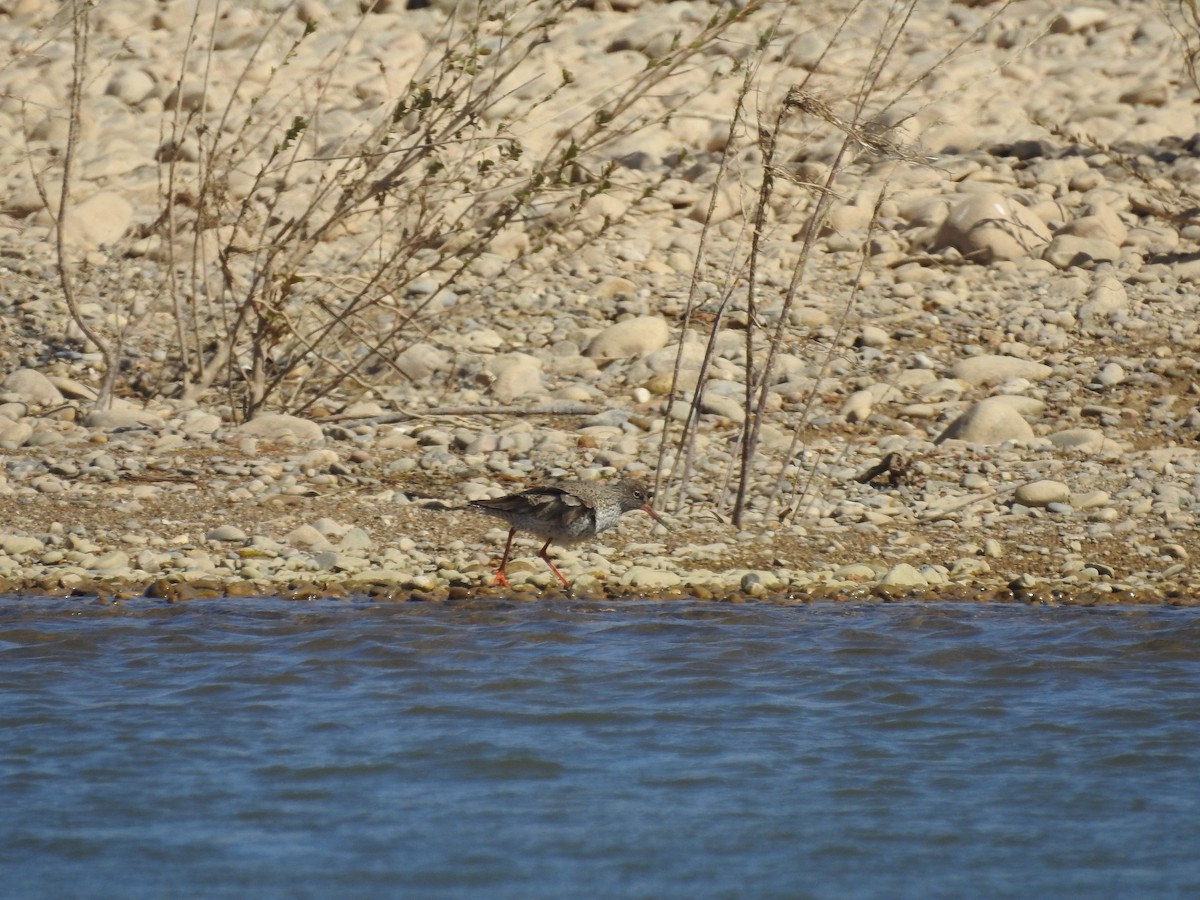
[538,538,572,589]
[491,527,516,588]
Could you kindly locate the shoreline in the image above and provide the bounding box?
[3,2,1200,607]
[1,433,1197,607]
[6,577,1198,608]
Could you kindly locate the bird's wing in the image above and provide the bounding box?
[472,484,589,526]
[526,485,595,529]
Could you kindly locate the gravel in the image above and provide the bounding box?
[1,0,1199,604]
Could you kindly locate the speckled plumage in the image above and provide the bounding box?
[469,479,669,589]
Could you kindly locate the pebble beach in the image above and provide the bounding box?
[2,0,1200,604]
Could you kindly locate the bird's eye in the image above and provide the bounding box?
[634,489,644,500]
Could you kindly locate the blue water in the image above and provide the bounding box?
[1,597,1198,899]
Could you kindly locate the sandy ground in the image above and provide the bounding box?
[3,1,1200,603]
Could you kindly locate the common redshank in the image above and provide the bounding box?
[468,479,670,589]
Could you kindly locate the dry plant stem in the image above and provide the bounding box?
[770,198,882,524]
[278,183,526,414]
[202,4,553,416]
[676,266,752,518]
[160,1,202,391]
[537,2,766,175]
[295,1,753,412]
[290,107,550,390]
[1167,0,1200,96]
[717,429,743,521]
[729,101,786,526]
[656,68,754,513]
[160,5,403,410]
[197,4,230,408]
[765,0,934,523]
[731,1,920,525]
[717,0,866,525]
[317,403,599,425]
[727,90,839,526]
[145,0,764,415]
[175,7,346,408]
[164,4,219,404]
[215,12,331,415]
[853,0,919,116]
[366,4,558,199]
[918,486,1009,522]
[873,0,1016,127]
[56,0,116,411]
[658,0,787,515]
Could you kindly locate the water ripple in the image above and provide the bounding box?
[1,597,1198,898]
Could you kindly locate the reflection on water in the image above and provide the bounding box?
[2,598,1199,899]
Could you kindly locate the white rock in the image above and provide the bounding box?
[0,534,44,556]
[31,475,66,493]
[295,0,332,24]
[620,565,683,590]
[104,69,157,106]
[0,421,33,448]
[285,524,332,548]
[309,518,347,539]
[45,375,97,400]
[834,563,878,582]
[1051,6,1110,34]
[487,229,530,259]
[687,183,743,225]
[341,401,385,418]
[1095,362,1125,387]
[1047,429,1123,454]
[487,353,543,403]
[206,525,247,542]
[136,549,171,572]
[935,395,1036,445]
[789,307,830,327]
[949,355,1053,386]
[585,316,671,358]
[592,276,639,300]
[642,341,706,377]
[917,378,967,402]
[337,527,374,551]
[67,535,99,556]
[59,192,134,248]
[1043,235,1121,269]
[3,369,65,406]
[878,563,928,587]
[1014,480,1070,507]
[396,342,450,382]
[951,557,992,579]
[298,449,338,470]
[82,409,167,431]
[931,192,1051,264]
[857,325,891,347]
[178,410,223,435]
[1080,276,1128,320]
[700,393,746,423]
[93,550,130,570]
[1057,205,1127,245]
[842,389,875,423]
[235,413,324,443]
[1072,490,1110,510]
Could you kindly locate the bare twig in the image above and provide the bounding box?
[315,403,599,424]
[55,0,117,410]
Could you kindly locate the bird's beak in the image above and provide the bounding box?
[642,505,673,532]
